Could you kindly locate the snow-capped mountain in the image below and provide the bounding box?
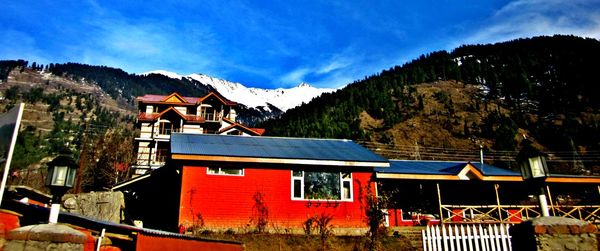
[144,70,336,112]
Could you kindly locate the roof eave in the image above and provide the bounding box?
[171,154,389,168]
[375,172,523,182]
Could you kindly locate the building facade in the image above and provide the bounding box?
[133,92,262,175]
[171,134,389,232]
[116,133,389,233]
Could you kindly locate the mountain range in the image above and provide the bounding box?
[0,35,598,178]
[143,70,335,113]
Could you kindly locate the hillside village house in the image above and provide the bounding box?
[116,137,600,232]
[116,133,389,232]
[117,92,600,233]
[133,92,263,175]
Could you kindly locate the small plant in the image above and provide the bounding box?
[250,191,269,233]
[188,212,205,235]
[302,213,334,250]
[303,216,316,235]
[364,185,390,251]
[315,213,334,250]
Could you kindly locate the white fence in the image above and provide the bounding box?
[422,224,512,251]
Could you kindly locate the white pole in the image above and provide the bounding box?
[539,193,550,217]
[96,228,106,251]
[0,103,24,207]
[48,203,60,224]
[480,145,484,166]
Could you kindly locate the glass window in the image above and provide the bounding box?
[293,180,302,198]
[207,167,243,176]
[51,166,68,186]
[305,172,341,200]
[341,172,352,200]
[342,181,351,200]
[291,170,352,201]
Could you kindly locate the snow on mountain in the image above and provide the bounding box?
[144,70,336,112]
[144,70,184,80]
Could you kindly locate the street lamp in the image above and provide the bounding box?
[45,150,78,224]
[517,138,550,217]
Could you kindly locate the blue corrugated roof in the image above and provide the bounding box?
[375,160,520,176]
[170,133,388,163]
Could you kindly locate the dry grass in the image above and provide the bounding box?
[196,232,418,251]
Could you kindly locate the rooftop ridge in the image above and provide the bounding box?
[172,132,353,142]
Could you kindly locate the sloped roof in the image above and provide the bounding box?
[137,92,236,106]
[219,117,265,136]
[2,199,242,249]
[197,92,237,106]
[375,160,600,183]
[137,107,205,123]
[375,160,521,181]
[137,93,200,104]
[170,133,389,167]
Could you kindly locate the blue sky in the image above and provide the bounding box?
[1,0,599,89]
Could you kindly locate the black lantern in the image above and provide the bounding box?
[46,152,78,189]
[46,150,78,223]
[517,139,549,181]
[517,138,550,217]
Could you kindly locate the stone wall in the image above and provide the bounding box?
[510,216,597,251]
[62,191,124,223]
[5,224,86,251]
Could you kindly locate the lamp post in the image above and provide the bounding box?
[45,150,78,224]
[517,138,550,217]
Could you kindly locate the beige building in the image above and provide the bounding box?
[133,92,263,175]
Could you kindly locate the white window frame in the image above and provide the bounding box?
[290,170,353,202]
[207,167,244,176]
[341,172,353,201]
[291,170,304,200]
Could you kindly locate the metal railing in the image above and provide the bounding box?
[158,127,182,135]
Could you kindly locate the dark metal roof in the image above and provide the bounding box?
[2,199,242,246]
[170,133,388,164]
[375,160,521,176]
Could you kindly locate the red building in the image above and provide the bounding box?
[117,133,389,232]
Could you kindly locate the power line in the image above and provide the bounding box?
[359,141,600,164]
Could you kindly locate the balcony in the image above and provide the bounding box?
[158,127,182,135]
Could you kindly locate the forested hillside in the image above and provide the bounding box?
[262,35,600,173]
[49,63,214,105]
[0,63,136,192]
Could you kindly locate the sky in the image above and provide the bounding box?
[1,0,599,89]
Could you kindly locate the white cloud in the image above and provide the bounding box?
[279,68,310,85]
[316,56,352,74]
[458,0,600,47]
[78,15,220,74]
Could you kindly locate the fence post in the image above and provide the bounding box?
[435,225,442,250]
[479,224,488,251]
[442,224,448,251]
[422,227,428,251]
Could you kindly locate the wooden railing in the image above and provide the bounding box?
[441,204,600,224]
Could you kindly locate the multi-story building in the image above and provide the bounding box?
[133,92,263,175]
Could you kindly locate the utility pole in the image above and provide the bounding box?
[414,141,421,160]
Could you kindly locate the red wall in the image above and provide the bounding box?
[178,166,375,230]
